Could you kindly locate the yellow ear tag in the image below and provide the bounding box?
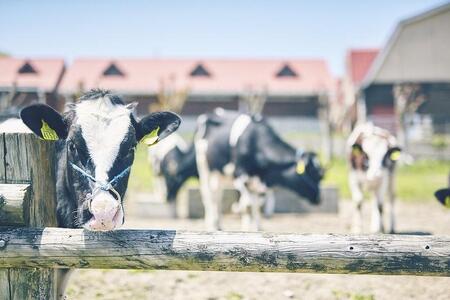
[143,126,160,146]
[352,148,361,156]
[390,150,401,161]
[40,120,59,140]
[296,160,305,174]
[445,196,450,208]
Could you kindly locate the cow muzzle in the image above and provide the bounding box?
[84,190,124,231]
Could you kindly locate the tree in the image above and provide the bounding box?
[240,86,268,116]
[393,83,426,150]
[151,75,189,114]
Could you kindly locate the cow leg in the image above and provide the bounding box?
[234,176,252,230]
[349,172,364,233]
[234,176,257,231]
[371,182,385,233]
[57,269,74,299]
[195,139,222,231]
[263,189,275,218]
[387,173,396,234]
[207,171,223,230]
[234,176,263,231]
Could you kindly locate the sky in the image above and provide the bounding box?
[0,0,447,76]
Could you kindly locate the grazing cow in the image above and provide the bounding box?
[20,89,181,298]
[435,188,450,208]
[347,123,401,233]
[148,133,198,214]
[195,109,324,231]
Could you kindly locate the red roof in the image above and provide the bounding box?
[347,49,379,85]
[0,57,65,92]
[60,58,334,95]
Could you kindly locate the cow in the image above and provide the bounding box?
[347,123,401,234]
[194,108,324,231]
[19,89,181,298]
[435,188,450,208]
[148,133,198,215]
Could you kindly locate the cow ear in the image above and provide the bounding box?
[434,188,450,208]
[20,104,68,140]
[387,147,402,161]
[136,112,181,146]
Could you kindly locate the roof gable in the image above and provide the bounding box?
[190,63,211,77]
[363,3,450,86]
[276,64,298,78]
[18,61,38,74]
[103,63,124,76]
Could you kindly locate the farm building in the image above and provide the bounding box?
[336,49,379,133]
[59,58,334,119]
[0,57,66,119]
[360,3,450,135]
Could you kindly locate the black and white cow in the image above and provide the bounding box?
[195,109,324,231]
[20,89,180,297]
[148,133,198,214]
[347,123,401,233]
[435,188,450,208]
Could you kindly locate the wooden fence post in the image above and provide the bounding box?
[0,132,58,300]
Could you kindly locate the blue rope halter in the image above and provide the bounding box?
[70,162,131,207]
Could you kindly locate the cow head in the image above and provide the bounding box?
[160,143,198,202]
[20,89,181,231]
[280,151,324,204]
[434,188,450,208]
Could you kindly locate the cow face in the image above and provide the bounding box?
[281,152,324,204]
[21,90,181,231]
[351,139,401,183]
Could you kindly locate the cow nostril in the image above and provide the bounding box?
[108,190,120,201]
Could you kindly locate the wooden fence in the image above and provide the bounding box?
[0,132,449,300]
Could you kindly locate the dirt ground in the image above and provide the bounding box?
[66,201,450,300]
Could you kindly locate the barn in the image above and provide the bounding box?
[360,3,450,135]
[337,49,379,133]
[0,57,66,119]
[59,58,334,122]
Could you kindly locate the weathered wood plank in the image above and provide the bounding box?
[0,132,58,300]
[0,228,449,277]
[8,269,56,300]
[0,133,5,182]
[0,184,31,226]
[3,133,58,227]
[0,270,10,300]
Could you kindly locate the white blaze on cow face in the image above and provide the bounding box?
[76,97,132,231]
[362,136,389,183]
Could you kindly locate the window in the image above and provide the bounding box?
[190,64,211,77]
[18,62,37,74]
[276,64,298,78]
[103,63,124,76]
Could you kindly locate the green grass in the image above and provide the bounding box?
[324,158,450,201]
[128,144,155,192]
[129,143,449,202]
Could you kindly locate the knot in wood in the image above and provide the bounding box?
[0,239,6,249]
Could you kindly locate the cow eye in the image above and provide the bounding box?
[68,141,77,153]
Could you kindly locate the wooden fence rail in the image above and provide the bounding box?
[0,227,449,277]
